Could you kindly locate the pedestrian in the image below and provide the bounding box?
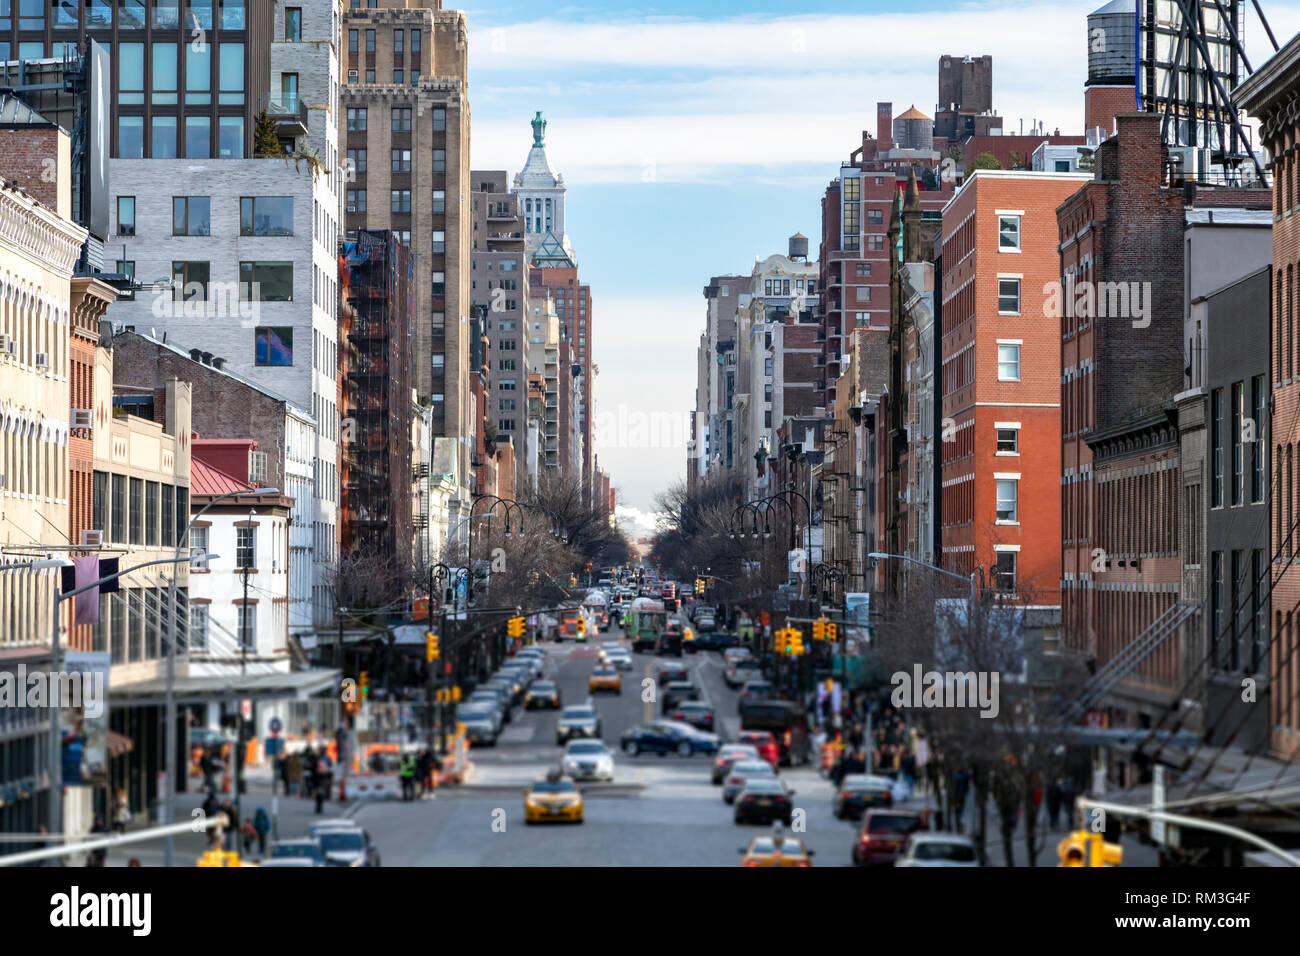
[127,857,141,867]
[314,775,327,814]
[112,787,131,834]
[201,747,219,791]
[252,807,270,856]
[201,790,220,823]
[417,749,433,798]
[220,799,239,851]
[1047,778,1063,830]
[1061,778,1079,829]
[287,750,303,796]
[399,753,416,801]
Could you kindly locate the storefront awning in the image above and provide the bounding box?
[108,668,340,707]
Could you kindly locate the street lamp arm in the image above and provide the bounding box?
[869,552,971,588]
[59,554,218,602]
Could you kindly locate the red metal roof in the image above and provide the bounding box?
[190,457,249,497]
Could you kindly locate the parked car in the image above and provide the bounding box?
[267,838,325,867]
[670,700,715,731]
[458,704,500,746]
[315,826,381,867]
[724,659,764,689]
[556,704,602,745]
[722,758,776,804]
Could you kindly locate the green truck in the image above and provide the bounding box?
[625,598,667,652]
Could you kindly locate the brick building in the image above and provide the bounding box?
[938,168,1089,600]
[1238,36,1300,757]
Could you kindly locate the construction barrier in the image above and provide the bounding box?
[346,774,401,800]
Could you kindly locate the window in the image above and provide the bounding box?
[236,527,255,569]
[1211,387,1224,507]
[432,148,446,172]
[996,428,1018,453]
[390,189,411,213]
[997,343,1020,381]
[764,384,773,402]
[171,197,210,236]
[432,107,446,131]
[221,0,246,29]
[866,209,883,225]
[240,262,293,301]
[285,7,301,41]
[855,286,872,303]
[998,215,1021,251]
[145,481,159,546]
[996,479,1018,522]
[152,0,179,27]
[412,28,421,52]
[498,380,516,391]
[432,231,444,253]
[997,278,1021,314]
[994,551,1017,594]
[433,189,445,214]
[856,262,871,277]
[162,484,174,546]
[391,148,411,172]
[432,272,444,295]
[240,196,294,236]
[1054,160,1071,172]
[117,260,135,282]
[365,29,375,52]
[129,478,143,544]
[842,177,860,201]
[117,116,144,158]
[347,108,367,131]
[866,235,884,252]
[186,41,211,104]
[218,116,244,158]
[151,115,177,158]
[190,526,209,569]
[218,42,244,105]
[765,357,773,376]
[175,486,188,547]
[121,0,147,29]
[172,261,210,301]
[349,28,358,52]
[1231,380,1244,507]
[190,604,209,652]
[93,471,108,535]
[237,605,256,649]
[118,42,145,105]
[393,29,403,52]
[392,107,411,131]
[1211,551,1224,647]
[346,189,367,213]
[1252,374,1266,503]
[364,69,374,84]
[152,41,178,105]
[347,147,366,173]
[255,327,294,366]
[184,116,210,158]
[393,69,403,85]
[111,474,126,542]
[117,196,136,236]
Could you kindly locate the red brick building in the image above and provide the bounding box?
[938,169,1090,598]
[1239,39,1300,757]
[962,133,1087,171]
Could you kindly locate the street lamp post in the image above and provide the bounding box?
[165,485,276,869]
[51,553,218,856]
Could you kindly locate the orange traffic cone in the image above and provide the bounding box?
[221,771,230,793]
[338,775,347,801]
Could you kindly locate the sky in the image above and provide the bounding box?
[464,0,1300,534]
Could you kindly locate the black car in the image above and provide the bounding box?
[656,661,690,684]
[620,720,720,757]
[670,700,715,731]
[733,779,795,825]
[661,680,699,713]
[832,774,894,819]
[656,630,683,657]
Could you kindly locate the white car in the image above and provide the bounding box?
[894,833,980,867]
[606,648,634,671]
[562,739,615,782]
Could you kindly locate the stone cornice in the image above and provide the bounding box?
[0,178,86,276]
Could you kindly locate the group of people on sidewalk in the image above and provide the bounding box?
[276,745,336,812]
[199,791,271,855]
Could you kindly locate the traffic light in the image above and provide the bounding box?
[789,634,805,656]
[507,616,526,638]
[1056,831,1123,867]
[812,618,826,642]
[426,632,440,661]
[576,616,586,636]
[452,686,461,702]
[359,671,370,699]
[569,574,578,588]
[825,622,837,642]
[774,631,787,655]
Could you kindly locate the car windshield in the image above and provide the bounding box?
[749,837,803,855]
[721,745,758,758]
[319,831,365,853]
[915,841,977,862]
[567,741,607,755]
[592,668,616,677]
[743,779,784,793]
[271,843,322,861]
[531,682,556,692]
[679,702,709,712]
[842,775,884,789]
[562,707,595,719]
[869,815,922,833]
[733,761,774,775]
[531,780,577,794]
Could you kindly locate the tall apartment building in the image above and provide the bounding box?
[525,278,561,477]
[470,170,525,454]
[1239,38,1300,756]
[939,169,1090,600]
[341,0,472,540]
[696,275,747,485]
[817,131,952,411]
[515,116,593,490]
[105,0,341,629]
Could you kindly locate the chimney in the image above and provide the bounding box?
[189,348,203,362]
[201,351,213,365]
[212,357,226,370]
[877,102,893,151]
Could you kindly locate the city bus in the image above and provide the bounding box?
[624,597,667,652]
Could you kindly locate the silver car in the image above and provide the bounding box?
[459,704,500,745]
[722,759,776,804]
[895,833,980,867]
[605,648,634,671]
[556,704,602,744]
[561,739,615,782]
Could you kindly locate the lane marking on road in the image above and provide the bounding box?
[499,725,536,744]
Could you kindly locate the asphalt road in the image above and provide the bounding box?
[342,617,917,866]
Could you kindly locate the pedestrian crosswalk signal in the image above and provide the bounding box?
[426,633,440,661]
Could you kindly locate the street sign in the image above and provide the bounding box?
[269,717,283,734]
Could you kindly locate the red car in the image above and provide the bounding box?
[852,810,923,866]
[737,730,779,767]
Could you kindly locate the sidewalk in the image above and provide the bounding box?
[104,765,360,867]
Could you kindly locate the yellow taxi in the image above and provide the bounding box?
[739,834,815,867]
[523,773,585,824]
[588,665,622,694]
